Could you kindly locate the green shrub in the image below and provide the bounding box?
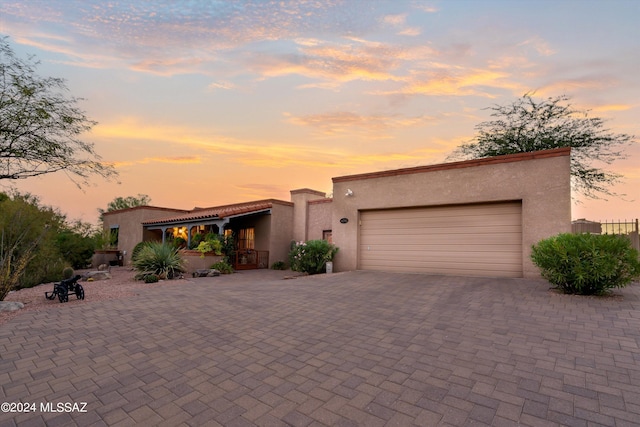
[189,233,204,249]
[194,233,225,257]
[55,229,97,269]
[531,233,640,295]
[62,267,74,279]
[211,260,233,274]
[271,261,286,270]
[144,274,159,283]
[289,240,338,275]
[173,236,187,249]
[133,242,185,280]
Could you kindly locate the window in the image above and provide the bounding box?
[323,230,332,244]
[110,226,119,247]
[237,227,255,250]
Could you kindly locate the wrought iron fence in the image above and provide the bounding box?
[572,219,639,251]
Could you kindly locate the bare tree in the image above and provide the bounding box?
[0,37,117,186]
[449,93,635,199]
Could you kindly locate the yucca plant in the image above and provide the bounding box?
[133,242,184,280]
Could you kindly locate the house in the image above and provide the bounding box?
[102,147,571,278]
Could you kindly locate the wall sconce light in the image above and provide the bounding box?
[345,189,354,197]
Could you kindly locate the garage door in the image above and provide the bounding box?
[359,202,522,277]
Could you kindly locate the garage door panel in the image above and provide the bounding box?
[362,203,521,219]
[361,233,522,246]
[361,250,522,264]
[360,232,522,244]
[362,224,522,235]
[359,202,522,277]
[362,214,522,229]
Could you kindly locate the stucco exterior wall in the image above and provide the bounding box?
[290,189,327,242]
[268,202,295,265]
[330,148,572,278]
[307,199,333,241]
[102,207,188,265]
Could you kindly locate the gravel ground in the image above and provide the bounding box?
[0,267,189,327]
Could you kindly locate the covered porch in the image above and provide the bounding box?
[142,201,275,270]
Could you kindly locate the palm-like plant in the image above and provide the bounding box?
[133,242,184,280]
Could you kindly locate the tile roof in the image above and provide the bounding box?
[142,200,287,225]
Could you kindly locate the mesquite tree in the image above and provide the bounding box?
[0,37,117,186]
[449,93,635,199]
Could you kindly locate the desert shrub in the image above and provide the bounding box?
[62,267,74,279]
[289,240,338,275]
[144,274,159,283]
[55,229,97,269]
[531,233,640,295]
[131,241,152,263]
[211,260,233,274]
[271,261,286,270]
[133,242,185,280]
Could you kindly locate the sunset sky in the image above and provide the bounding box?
[1,0,638,226]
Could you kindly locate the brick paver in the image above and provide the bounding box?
[1,270,640,426]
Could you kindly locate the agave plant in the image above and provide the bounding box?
[133,242,185,280]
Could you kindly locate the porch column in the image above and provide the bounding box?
[218,219,229,235]
[161,227,168,244]
[186,223,193,248]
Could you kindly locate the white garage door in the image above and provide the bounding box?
[359,202,522,277]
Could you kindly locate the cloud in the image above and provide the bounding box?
[381,13,421,36]
[590,104,636,112]
[112,156,202,168]
[518,37,556,57]
[376,64,516,98]
[93,117,449,172]
[207,81,236,91]
[285,111,438,136]
[246,39,406,84]
[245,37,438,86]
[537,75,619,96]
[1,0,379,76]
[382,14,407,26]
[414,4,439,13]
[399,27,422,37]
[233,183,291,199]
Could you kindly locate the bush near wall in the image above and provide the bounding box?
[133,242,185,280]
[531,233,640,295]
[289,240,338,275]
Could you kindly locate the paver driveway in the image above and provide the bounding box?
[1,270,640,426]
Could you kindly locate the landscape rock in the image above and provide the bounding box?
[193,269,221,278]
[82,271,112,281]
[0,301,25,312]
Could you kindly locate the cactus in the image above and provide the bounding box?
[62,267,74,280]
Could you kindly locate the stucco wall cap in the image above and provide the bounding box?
[290,188,327,197]
[332,147,571,183]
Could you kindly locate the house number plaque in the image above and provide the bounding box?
[340,218,349,224]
